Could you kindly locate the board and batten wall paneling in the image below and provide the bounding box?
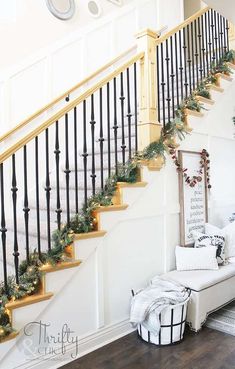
[85,23,112,75]
[209,136,235,226]
[159,0,184,31]
[51,39,84,97]
[0,82,5,135]
[103,215,166,326]
[9,59,47,126]
[137,0,158,30]
[112,10,137,55]
[1,0,184,135]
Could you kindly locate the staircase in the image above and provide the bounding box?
[0,5,234,369]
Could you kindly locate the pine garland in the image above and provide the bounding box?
[0,49,233,341]
[223,50,235,63]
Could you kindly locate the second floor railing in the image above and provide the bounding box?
[155,7,230,126]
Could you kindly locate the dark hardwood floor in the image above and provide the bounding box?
[61,327,235,369]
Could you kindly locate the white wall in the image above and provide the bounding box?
[0,0,136,70]
[0,0,184,138]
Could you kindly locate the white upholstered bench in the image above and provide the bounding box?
[163,262,235,332]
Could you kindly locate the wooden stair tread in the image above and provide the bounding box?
[74,230,107,240]
[94,204,128,213]
[117,181,148,188]
[40,260,82,273]
[227,62,235,70]
[209,84,224,93]
[5,292,53,310]
[196,95,215,105]
[184,108,204,117]
[0,331,19,344]
[216,72,233,81]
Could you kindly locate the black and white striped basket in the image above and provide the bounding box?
[132,289,191,346]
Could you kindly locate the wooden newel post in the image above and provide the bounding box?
[136,28,162,151]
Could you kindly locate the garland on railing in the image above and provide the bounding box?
[0,49,234,341]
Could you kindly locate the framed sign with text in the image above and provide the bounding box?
[178,150,208,246]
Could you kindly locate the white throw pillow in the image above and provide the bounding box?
[205,222,235,258]
[192,231,226,265]
[175,246,218,271]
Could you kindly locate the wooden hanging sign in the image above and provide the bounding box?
[178,150,209,246]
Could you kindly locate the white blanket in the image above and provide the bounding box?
[130,277,189,335]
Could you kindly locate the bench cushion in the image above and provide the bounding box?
[163,262,235,292]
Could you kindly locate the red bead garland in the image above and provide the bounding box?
[169,148,211,189]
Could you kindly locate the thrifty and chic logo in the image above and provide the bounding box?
[18,321,79,360]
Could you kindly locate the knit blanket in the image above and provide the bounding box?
[130,277,189,335]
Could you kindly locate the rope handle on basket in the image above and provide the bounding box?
[186,287,192,299]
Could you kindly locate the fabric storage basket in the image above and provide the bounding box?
[137,290,191,346]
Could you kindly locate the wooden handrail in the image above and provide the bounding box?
[0,52,144,164]
[156,6,211,45]
[0,45,136,144]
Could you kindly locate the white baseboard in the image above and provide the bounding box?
[13,319,135,369]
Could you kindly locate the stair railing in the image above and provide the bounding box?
[0,46,137,146]
[154,6,230,127]
[0,52,143,293]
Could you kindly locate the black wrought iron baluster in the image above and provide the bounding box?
[174,33,179,108]
[213,10,219,64]
[160,42,166,125]
[73,107,79,214]
[120,72,126,165]
[226,19,230,52]
[45,128,51,250]
[223,17,227,54]
[54,121,62,230]
[194,19,199,86]
[204,12,209,76]
[134,63,138,152]
[186,25,192,94]
[126,67,132,159]
[211,9,216,64]
[0,163,8,293]
[207,11,213,70]
[217,13,222,60]
[23,145,30,262]
[107,83,111,176]
[178,30,184,101]
[197,17,203,81]
[165,39,171,122]
[11,154,19,283]
[99,88,104,189]
[64,113,71,226]
[183,27,188,98]
[113,78,118,174]
[35,136,41,258]
[219,15,224,57]
[170,36,175,118]
[191,22,196,89]
[156,45,161,121]
[82,101,88,207]
[201,14,206,78]
[90,94,96,195]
